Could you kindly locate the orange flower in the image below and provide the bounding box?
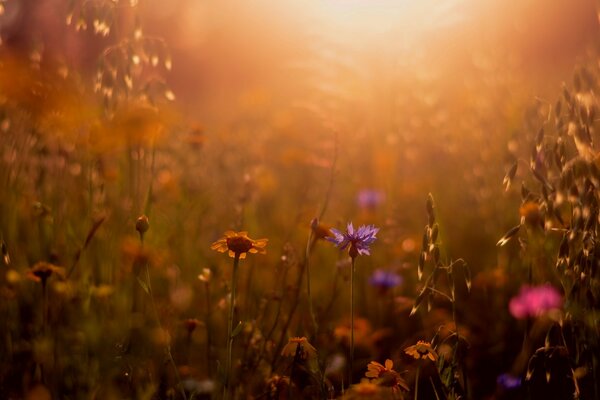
[26,262,65,283]
[404,340,438,362]
[520,201,542,227]
[365,359,409,392]
[211,231,268,259]
[311,218,334,241]
[281,337,317,360]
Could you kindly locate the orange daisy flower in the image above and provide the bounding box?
[210,231,268,259]
[365,359,409,392]
[404,340,438,362]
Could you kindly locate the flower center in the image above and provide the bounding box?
[226,236,254,254]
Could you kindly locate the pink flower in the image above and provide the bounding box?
[509,284,562,319]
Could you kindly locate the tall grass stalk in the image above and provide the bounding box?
[138,231,187,400]
[349,256,356,386]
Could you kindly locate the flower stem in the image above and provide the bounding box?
[224,254,240,400]
[204,281,212,378]
[139,234,187,400]
[414,365,420,400]
[306,228,318,336]
[350,256,356,386]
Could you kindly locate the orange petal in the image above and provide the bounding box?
[385,359,393,370]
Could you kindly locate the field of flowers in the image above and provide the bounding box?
[1,1,599,399]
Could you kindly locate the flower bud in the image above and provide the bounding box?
[136,215,150,235]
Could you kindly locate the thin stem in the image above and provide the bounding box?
[306,227,318,336]
[204,281,212,378]
[350,256,356,386]
[139,234,187,400]
[414,365,420,400]
[224,254,240,400]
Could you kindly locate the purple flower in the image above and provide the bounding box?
[357,189,385,209]
[328,222,379,258]
[496,373,521,390]
[369,269,403,290]
[509,284,562,319]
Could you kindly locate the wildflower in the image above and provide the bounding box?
[509,284,562,319]
[212,230,267,399]
[328,223,379,259]
[211,231,268,259]
[27,261,65,284]
[281,337,317,360]
[342,382,394,399]
[90,284,114,299]
[334,317,373,347]
[404,341,438,362]
[368,269,403,291]
[351,379,380,396]
[181,378,215,395]
[357,189,385,210]
[311,218,334,241]
[520,202,542,227]
[365,359,409,392]
[198,268,212,283]
[183,318,203,334]
[497,373,521,390]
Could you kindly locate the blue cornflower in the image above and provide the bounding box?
[357,189,385,210]
[369,269,403,290]
[328,222,379,259]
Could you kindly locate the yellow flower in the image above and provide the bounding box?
[211,231,268,259]
[281,337,317,360]
[365,359,409,392]
[404,340,438,362]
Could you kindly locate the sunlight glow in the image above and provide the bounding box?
[310,0,468,41]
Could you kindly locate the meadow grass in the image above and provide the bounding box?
[0,1,599,399]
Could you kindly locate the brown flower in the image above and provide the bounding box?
[404,340,438,362]
[211,231,268,259]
